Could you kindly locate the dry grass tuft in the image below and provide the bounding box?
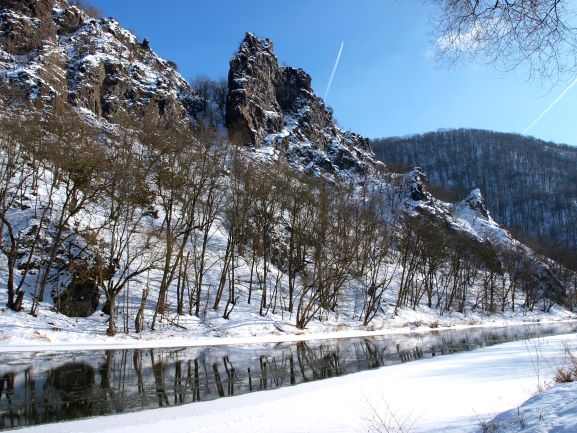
[553,343,577,384]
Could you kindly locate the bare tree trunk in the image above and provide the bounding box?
[213,232,232,310]
[135,281,150,333]
[107,294,117,336]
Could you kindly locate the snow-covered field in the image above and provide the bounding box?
[5,332,577,433]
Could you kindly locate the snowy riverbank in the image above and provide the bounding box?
[1,298,575,353]
[485,381,577,432]
[4,331,577,433]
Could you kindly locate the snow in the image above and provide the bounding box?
[1,4,194,113]
[451,193,510,245]
[2,6,577,432]
[264,110,280,118]
[5,331,577,433]
[2,267,575,352]
[1,1,571,355]
[485,382,577,432]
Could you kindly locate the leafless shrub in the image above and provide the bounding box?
[365,398,417,433]
[553,343,577,384]
[553,366,574,383]
[403,320,425,328]
[479,419,500,433]
[479,407,526,432]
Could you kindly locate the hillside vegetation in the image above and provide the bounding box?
[0,1,575,338]
[372,129,577,269]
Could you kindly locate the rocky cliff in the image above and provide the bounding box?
[226,33,381,177]
[0,0,203,124]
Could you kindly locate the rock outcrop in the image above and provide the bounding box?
[464,188,489,219]
[53,276,100,318]
[0,0,203,124]
[0,0,57,54]
[226,33,380,176]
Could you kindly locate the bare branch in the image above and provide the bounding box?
[430,0,577,83]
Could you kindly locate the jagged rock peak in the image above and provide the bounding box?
[226,32,376,176]
[226,32,287,146]
[400,167,429,202]
[239,32,275,55]
[464,188,490,218]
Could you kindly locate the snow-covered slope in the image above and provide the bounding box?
[485,382,577,433]
[0,0,203,124]
[372,128,577,252]
[0,1,573,343]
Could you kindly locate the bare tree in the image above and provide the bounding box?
[0,114,32,310]
[358,199,396,326]
[430,0,577,81]
[188,141,225,316]
[278,165,312,313]
[97,132,159,336]
[31,110,106,316]
[191,76,228,127]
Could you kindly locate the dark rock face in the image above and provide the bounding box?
[226,35,283,146]
[387,167,431,204]
[54,6,83,34]
[407,167,428,202]
[226,33,376,175]
[0,0,203,125]
[53,276,100,318]
[0,0,56,54]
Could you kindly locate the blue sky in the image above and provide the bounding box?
[90,0,576,146]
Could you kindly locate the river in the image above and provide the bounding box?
[1,321,576,430]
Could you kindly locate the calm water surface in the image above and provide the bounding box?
[1,322,576,430]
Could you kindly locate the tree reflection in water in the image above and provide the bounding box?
[1,322,576,430]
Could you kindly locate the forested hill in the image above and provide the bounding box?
[372,129,577,261]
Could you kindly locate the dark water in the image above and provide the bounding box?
[1,322,576,430]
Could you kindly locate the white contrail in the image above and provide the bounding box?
[523,76,577,134]
[323,41,344,101]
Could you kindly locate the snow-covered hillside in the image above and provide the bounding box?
[372,129,577,255]
[2,3,577,433]
[0,0,575,346]
[0,0,203,124]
